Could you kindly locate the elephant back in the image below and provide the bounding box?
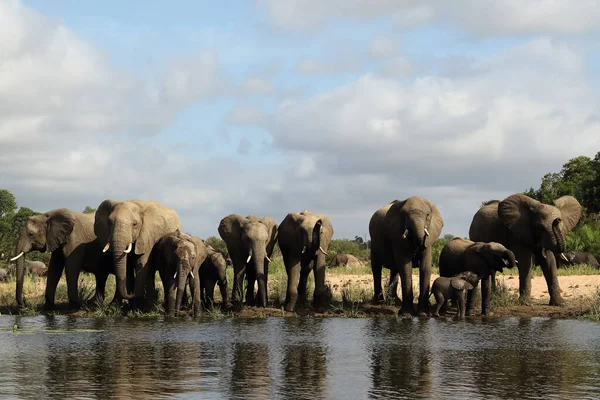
[469,201,508,245]
[439,238,473,277]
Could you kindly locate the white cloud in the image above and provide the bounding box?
[259,0,600,35]
[226,105,264,125]
[370,37,400,59]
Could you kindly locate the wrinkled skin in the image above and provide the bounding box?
[431,271,479,318]
[94,199,182,310]
[369,197,444,316]
[469,194,581,307]
[327,253,365,268]
[148,230,207,316]
[218,214,277,310]
[200,244,229,310]
[11,209,115,309]
[556,251,599,268]
[8,260,48,277]
[439,238,516,315]
[278,210,334,312]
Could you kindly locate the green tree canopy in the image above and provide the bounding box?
[82,206,96,214]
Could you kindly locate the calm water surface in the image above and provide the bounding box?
[0,315,598,399]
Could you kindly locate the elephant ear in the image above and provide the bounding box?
[498,193,537,246]
[317,214,334,251]
[425,201,444,248]
[190,236,208,269]
[261,217,279,257]
[218,214,246,258]
[451,277,474,291]
[135,201,182,255]
[386,200,407,241]
[94,199,118,242]
[552,195,582,233]
[46,209,76,252]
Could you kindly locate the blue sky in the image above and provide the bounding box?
[3,0,600,239]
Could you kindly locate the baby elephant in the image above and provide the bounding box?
[200,244,229,310]
[431,271,480,318]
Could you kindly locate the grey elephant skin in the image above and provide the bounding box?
[328,253,365,268]
[369,196,444,316]
[469,194,581,307]
[556,251,599,268]
[278,210,334,312]
[200,244,229,310]
[11,208,115,309]
[218,214,278,310]
[439,238,516,315]
[94,199,182,309]
[0,269,8,282]
[431,271,480,318]
[148,230,207,316]
[8,260,48,277]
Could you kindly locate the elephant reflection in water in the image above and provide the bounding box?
[229,342,272,398]
[365,319,434,399]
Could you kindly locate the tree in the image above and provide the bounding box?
[0,189,17,217]
[83,206,96,214]
[204,236,228,257]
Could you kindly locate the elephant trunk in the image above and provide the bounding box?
[407,216,427,248]
[503,250,517,269]
[111,224,135,300]
[552,223,566,253]
[250,243,268,307]
[13,234,30,307]
[175,269,188,315]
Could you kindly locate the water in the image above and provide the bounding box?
[0,316,599,399]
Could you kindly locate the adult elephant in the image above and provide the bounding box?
[278,210,334,312]
[8,259,48,277]
[469,194,582,306]
[327,253,365,268]
[439,238,517,315]
[94,199,182,308]
[148,230,208,316]
[369,197,444,316]
[557,251,599,268]
[218,214,277,310]
[10,208,114,309]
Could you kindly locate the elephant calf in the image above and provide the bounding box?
[556,251,599,268]
[0,269,8,282]
[327,253,365,268]
[431,271,479,318]
[200,244,230,310]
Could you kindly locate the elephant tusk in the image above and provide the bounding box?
[319,246,328,256]
[502,259,509,266]
[560,253,569,262]
[402,229,408,239]
[302,246,307,254]
[173,272,177,279]
[247,254,252,263]
[265,255,272,263]
[424,228,430,237]
[190,271,194,279]
[102,243,110,253]
[124,243,132,254]
[10,252,24,261]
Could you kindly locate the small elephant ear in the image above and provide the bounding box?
[260,217,279,257]
[425,201,444,248]
[451,277,473,291]
[552,195,582,233]
[218,214,246,258]
[46,209,76,252]
[498,194,537,246]
[94,199,118,243]
[135,201,182,255]
[317,214,334,250]
[190,236,208,268]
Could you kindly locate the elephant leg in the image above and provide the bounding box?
[394,248,414,316]
[132,255,152,310]
[64,254,83,309]
[283,252,302,312]
[218,277,229,309]
[386,269,400,304]
[166,275,176,316]
[371,253,384,304]
[231,261,246,311]
[480,274,492,316]
[516,248,533,305]
[313,253,328,311]
[456,291,466,318]
[490,270,497,293]
[417,249,432,316]
[536,250,565,306]
[205,280,216,310]
[192,272,201,317]
[297,260,312,308]
[246,266,257,306]
[44,252,65,310]
[433,293,444,317]
[263,261,269,306]
[466,281,479,316]
[93,271,109,307]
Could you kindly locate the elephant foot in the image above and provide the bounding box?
[68,301,82,311]
[398,304,414,318]
[549,295,565,307]
[518,296,532,306]
[232,302,244,312]
[42,302,55,311]
[371,293,385,305]
[432,311,440,318]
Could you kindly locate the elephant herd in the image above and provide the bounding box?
[6,192,586,317]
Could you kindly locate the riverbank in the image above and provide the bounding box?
[0,266,599,320]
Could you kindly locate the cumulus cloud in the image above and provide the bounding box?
[259,0,600,35]
[226,105,264,126]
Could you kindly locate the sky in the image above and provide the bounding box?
[2,0,600,240]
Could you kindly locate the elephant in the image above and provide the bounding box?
[218,214,278,310]
[200,244,230,310]
[438,238,516,315]
[94,199,182,309]
[147,230,207,316]
[430,271,480,318]
[469,194,582,307]
[556,251,599,268]
[278,210,334,312]
[369,196,444,316]
[327,253,365,268]
[10,208,115,309]
[7,260,48,277]
[0,269,8,282]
